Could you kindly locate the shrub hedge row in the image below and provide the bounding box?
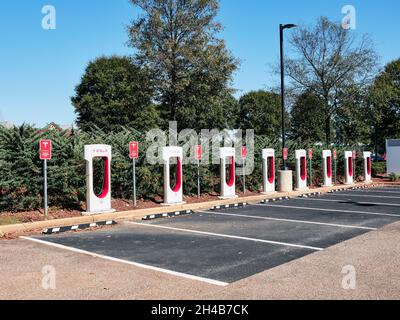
[0,125,371,212]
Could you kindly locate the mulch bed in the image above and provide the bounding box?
[0,191,263,227]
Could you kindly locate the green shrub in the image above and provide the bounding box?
[372,161,386,176]
[389,173,400,182]
[0,124,373,212]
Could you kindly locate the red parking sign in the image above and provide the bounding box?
[308,148,313,160]
[241,146,247,159]
[194,145,202,160]
[129,142,139,159]
[39,140,52,160]
[333,149,337,160]
[283,148,288,160]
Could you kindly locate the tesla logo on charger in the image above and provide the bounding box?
[39,140,52,160]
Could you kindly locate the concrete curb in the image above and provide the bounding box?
[0,182,382,237]
[43,220,117,235]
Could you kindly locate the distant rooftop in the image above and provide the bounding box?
[0,121,14,129]
[0,121,77,131]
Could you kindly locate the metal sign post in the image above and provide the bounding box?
[129,142,139,207]
[353,150,357,180]
[242,147,247,195]
[333,149,337,184]
[308,148,313,188]
[132,159,136,207]
[39,140,52,218]
[195,145,202,198]
[44,159,48,217]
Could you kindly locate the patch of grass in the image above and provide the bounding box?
[0,216,22,226]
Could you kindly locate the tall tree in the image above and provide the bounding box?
[367,59,400,154]
[334,85,371,146]
[290,91,325,143]
[72,56,157,133]
[237,90,283,137]
[128,0,239,131]
[285,17,377,146]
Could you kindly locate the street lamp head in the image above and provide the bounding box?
[282,24,297,29]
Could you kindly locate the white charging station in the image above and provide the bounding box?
[363,151,372,183]
[262,149,276,193]
[84,145,114,215]
[162,146,184,205]
[219,147,237,199]
[344,151,354,185]
[322,150,333,187]
[295,150,308,191]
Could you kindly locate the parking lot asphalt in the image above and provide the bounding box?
[24,186,400,285]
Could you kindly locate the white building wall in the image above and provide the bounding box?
[386,140,400,175]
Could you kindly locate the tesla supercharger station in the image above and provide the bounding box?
[262,149,276,193]
[220,147,237,199]
[344,151,354,185]
[295,150,308,191]
[162,146,184,205]
[363,152,372,183]
[322,150,333,187]
[84,145,114,215]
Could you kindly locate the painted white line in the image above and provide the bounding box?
[126,222,323,251]
[352,190,400,194]
[20,236,228,287]
[330,193,400,200]
[199,210,376,231]
[259,204,400,218]
[293,197,400,207]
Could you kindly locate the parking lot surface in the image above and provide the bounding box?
[24,186,400,285]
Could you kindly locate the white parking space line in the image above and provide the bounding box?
[198,210,376,231]
[259,204,400,218]
[20,236,229,287]
[126,222,323,251]
[355,190,400,194]
[293,197,400,207]
[330,193,400,200]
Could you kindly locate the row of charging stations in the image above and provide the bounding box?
[83,145,373,215]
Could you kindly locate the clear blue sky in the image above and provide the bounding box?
[0,0,399,127]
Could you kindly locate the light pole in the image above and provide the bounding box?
[280,23,296,170]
